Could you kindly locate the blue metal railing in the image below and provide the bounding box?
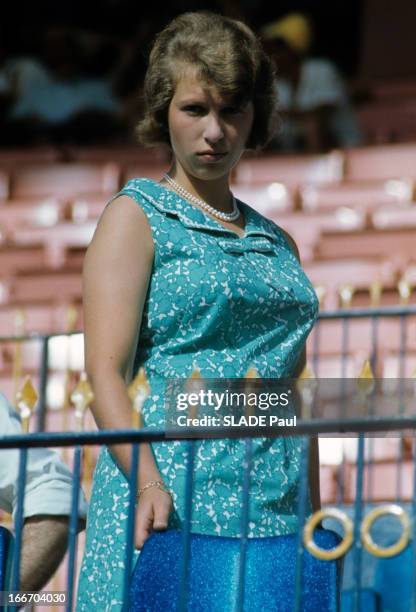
[1,305,416,610]
[1,421,416,611]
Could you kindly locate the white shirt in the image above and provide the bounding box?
[276,58,362,147]
[0,392,88,523]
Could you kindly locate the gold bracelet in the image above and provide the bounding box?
[137,480,171,499]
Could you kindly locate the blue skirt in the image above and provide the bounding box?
[129,528,342,611]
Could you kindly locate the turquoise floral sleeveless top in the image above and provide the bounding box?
[76,178,319,610]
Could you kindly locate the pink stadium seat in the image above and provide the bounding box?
[122,162,171,183]
[0,198,66,232]
[371,204,416,229]
[304,258,397,309]
[231,183,295,215]
[0,303,82,336]
[344,143,416,181]
[232,151,344,185]
[274,209,366,263]
[65,145,170,165]
[0,147,61,167]
[402,264,416,285]
[65,246,85,269]
[68,194,108,222]
[304,257,396,289]
[0,170,9,200]
[10,271,82,304]
[317,227,416,264]
[0,279,12,304]
[10,222,96,268]
[10,163,120,199]
[0,245,46,276]
[300,179,414,212]
[356,103,416,145]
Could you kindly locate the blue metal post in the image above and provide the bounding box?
[66,445,83,612]
[396,314,408,502]
[352,434,365,612]
[11,448,28,591]
[294,435,310,612]
[36,336,49,433]
[311,318,321,377]
[411,433,416,610]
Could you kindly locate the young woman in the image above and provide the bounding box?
[77,11,340,611]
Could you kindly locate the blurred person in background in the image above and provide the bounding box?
[260,12,362,152]
[0,391,88,592]
[3,24,127,146]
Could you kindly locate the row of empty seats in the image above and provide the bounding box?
[0,142,416,194]
[4,221,416,309]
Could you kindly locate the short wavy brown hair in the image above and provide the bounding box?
[136,11,279,152]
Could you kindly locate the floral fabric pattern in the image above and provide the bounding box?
[76,178,319,610]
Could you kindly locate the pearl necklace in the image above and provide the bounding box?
[162,173,240,222]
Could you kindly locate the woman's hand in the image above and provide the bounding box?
[135,487,173,550]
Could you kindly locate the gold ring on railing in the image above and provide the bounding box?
[361,504,410,558]
[303,508,353,560]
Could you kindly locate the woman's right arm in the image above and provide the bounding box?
[83,195,172,548]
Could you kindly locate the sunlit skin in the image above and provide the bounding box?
[161,66,254,221]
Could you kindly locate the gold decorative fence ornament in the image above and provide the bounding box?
[361,504,410,558]
[297,364,317,419]
[243,365,259,418]
[70,372,94,432]
[357,359,375,389]
[356,359,375,416]
[303,507,354,560]
[244,365,259,379]
[186,364,202,420]
[128,367,150,428]
[16,376,38,433]
[62,306,80,440]
[397,278,411,305]
[339,284,355,309]
[66,305,78,332]
[313,285,326,308]
[369,281,383,307]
